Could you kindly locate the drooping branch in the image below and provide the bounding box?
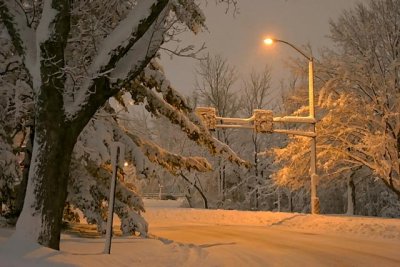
[160,43,207,60]
[88,112,212,175]
[126,131,212,174]
[141,59,192,113]
[128,81,251,168]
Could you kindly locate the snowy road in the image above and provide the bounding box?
[143,200,400,267]
[149,223,400,267]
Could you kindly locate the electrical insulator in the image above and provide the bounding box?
[254,109,273,133]
[195,107,217,130]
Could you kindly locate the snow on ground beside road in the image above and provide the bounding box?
[0,198,399,267]
[143,199,400,241]
[143,198,187,208]
[0,226,216,267]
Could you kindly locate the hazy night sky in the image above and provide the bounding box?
[161,0,361,100]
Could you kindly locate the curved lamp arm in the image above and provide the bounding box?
[270,38,313,61]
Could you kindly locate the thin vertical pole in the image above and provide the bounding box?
[104,147,120,254]
[309,59,315,118]
[309,59,320,214]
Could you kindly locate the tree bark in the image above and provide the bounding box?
[14,0,73,250]
[16,105,79,249]
[381,172,400,200]
[277,188,281,212]
[13,126,34,218]
[346,172,356,215]
[15,73,112,250]
[14,80,115,249]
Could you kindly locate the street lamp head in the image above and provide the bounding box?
[263,38,274,46]
[264,37,312,61]
[124,161,129,167]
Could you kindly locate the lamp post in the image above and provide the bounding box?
[264,37,320,214]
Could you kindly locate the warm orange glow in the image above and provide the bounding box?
[263,38,274,46]
[124,161,129,167]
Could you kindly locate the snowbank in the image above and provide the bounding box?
[144,207,400,241]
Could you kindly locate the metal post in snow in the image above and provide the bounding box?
[104,142,124,254]
[263,37,320,214]
[309,58,320,214]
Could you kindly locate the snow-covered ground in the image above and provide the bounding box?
[1,199,400,266]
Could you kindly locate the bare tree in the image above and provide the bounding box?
[242,66,273,116]
[195,54,240,198]
[195,54,240,117]
[241,66,273,208]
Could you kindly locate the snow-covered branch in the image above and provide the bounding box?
[141,59,192,113]
[89,1,165,77]
[66,1,170,120]
[126,131,212,174]
[160,43,206,60]
[0,0,36,85]
[127,81,250,168]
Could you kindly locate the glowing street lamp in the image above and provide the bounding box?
[264,37,320,215]
[263,38,274,46]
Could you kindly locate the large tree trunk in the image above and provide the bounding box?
[13,0,74,249]
[14,74,107,250]
[16,112,78,249]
